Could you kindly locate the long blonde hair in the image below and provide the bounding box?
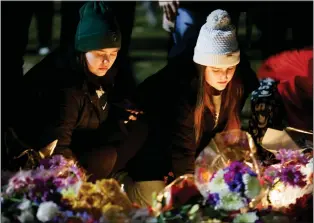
[194,64,243,143]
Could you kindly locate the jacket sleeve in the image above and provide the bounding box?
[39,88,80,159]
[170,97,198,177]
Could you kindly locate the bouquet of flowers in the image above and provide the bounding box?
[263,149,313,222]
[1,155,157,223]
[153,162,264,223]
[195,130,261,199]
[151,174,204,223]
[205,161,262,212]
[198,161,263,223]
[1,155,86,222]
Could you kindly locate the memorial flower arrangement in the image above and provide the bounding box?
[1,146,312,223]
[1,155,157,223]
[263,149,313,222]
[152,162,264,223]
[153,148,313,223]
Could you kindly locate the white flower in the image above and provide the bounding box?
[208,169,229,195]
[216,192,246,211]
[36,201,59,222]
[269,180,313,209]
[233,212,259,223]
[17,210,34,223]
[16,199,34,223]
[302,158,313,179]
[18,199,32,211]
[242,174,261,199]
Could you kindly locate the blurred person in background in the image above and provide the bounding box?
[1,1,54,168]
[158,0,244,59]
[249,2,313,59]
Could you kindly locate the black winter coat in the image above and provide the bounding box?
[13,47,127,158]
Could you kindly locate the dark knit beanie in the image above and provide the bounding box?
[75,1,121,52]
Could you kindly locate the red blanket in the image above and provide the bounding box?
[258,47,313,130]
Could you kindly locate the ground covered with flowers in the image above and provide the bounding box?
[1,149,313,223]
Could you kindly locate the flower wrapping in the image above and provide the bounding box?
[195,130,261,199]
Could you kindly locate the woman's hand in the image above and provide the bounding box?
[124,108,144,124]
[159,0,180,22]
[111,99,144,124]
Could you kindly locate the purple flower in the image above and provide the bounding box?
[40,155,68,169]
[63,210,74,218]
[76,211,95,222]
[276,149,309,165]
[228,161,249,174]
[281,166,307,188]
[224,171,236,184]
[207,193,220,206]
[264,166,279,183]
[227,173,244,193]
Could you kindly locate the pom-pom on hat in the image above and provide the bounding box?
[193,9,240,68]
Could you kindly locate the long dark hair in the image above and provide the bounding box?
[194,64,243,143]
[76,52,89,74]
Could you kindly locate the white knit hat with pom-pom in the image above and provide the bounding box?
[193,9,240,67]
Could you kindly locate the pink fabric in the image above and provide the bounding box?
[258,47,313,130]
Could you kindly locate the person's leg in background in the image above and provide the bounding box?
[1,2,34,169]
[1,2,33,84]
[142,1,158,27]
[172,8,196,46]
[122,177,165,207]
[34,1,54,56]
[168,8,207,59]
[116,112,172,207]
[59,1,85,50]
[80,147,118,182]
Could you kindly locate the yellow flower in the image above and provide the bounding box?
[78,182,98,194]
[96,179,133,212]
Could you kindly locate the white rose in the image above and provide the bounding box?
[36,201,59,222]
[18,199,31,211]
[17,210,34,223]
